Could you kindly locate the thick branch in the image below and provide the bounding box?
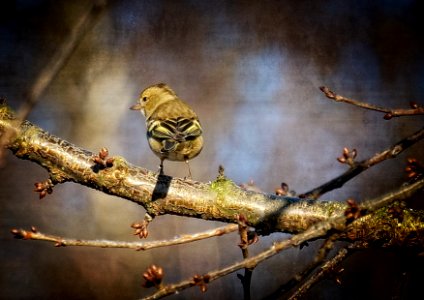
[1,103,423,241]
[0,103,303,233]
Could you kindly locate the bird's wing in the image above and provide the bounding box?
[175,117,202,139]
[147,119,177,140]
[147,117,202,142]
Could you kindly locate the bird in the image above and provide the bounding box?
[130,83,203,177]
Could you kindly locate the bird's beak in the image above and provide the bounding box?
[130,103,142,110]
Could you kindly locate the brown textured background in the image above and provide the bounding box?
[1,1,423,299]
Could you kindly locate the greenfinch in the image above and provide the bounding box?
[130,83,203,176]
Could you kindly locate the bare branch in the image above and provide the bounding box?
[301,126,424,199]
[2,88,424,299]
[0,103,330,234]
[10,224,238,250]
[141,179,424,299]
[2,103,423,240]
[320,86,424,119]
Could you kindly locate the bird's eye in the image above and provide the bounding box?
[142,97,147,102]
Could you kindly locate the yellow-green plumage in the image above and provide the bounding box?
[130,83,203,175]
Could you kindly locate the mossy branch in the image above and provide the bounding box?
[1,103,424,247]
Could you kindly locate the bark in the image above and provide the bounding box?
[1,103,423,247]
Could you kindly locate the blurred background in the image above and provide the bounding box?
[1,0,423,299]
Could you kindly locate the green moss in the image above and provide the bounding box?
[0,103,16,121]
[109,156,128,169]
[210,175,238,194]
[208,174,261,223]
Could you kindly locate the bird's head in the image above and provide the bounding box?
[130,83,177,118]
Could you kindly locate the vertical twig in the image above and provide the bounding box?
[237,214,258,300]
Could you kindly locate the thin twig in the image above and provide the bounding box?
[262,236,337,299]
[11,224,238,250]
[287,241,368,299]
[237,214,254,300]
[301,126,424,199]
[287,247,349,300]
[320,86,424,119]
[140,179,424,300]
[263,233,343,299]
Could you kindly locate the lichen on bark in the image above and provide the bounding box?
[1,102,424,248]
